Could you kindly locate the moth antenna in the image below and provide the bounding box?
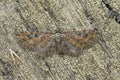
[98,40,113,58]
[82,4,111,56]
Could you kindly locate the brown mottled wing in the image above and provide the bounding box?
[57,29,100,56]
[34,33,55,53]
[16,29,100,57]
[16,32,55,53]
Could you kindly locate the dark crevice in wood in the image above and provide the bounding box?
[0,58,14,80]
[102,0,120,24]
[15,7,39,35]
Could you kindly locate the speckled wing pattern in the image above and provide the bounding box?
[58,29,99,56]
[16,29,100,56]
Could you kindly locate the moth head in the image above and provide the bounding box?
[80,30,88,37]
[53,33,65,45]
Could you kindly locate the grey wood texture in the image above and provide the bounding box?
[0,0,120,80]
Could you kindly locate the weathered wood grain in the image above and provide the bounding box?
[0,0,120,80]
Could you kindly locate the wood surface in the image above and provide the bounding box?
[0,0,120,80]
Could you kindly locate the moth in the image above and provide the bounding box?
[16,28,100,56]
